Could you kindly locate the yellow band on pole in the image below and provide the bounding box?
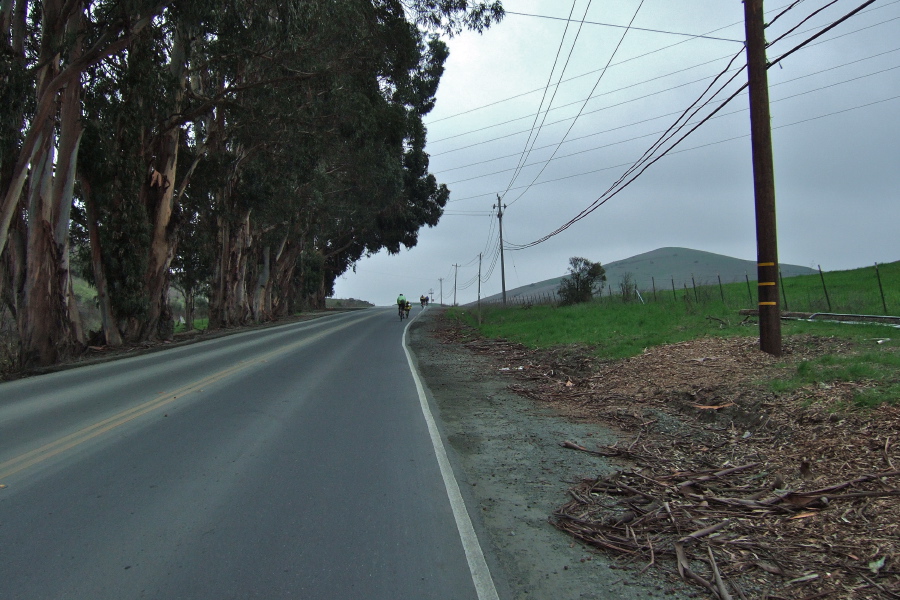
[758,262,775,267]
[759,301,777,306]
[758,281,776,286]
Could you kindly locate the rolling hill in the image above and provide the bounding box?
[477,247,818,304]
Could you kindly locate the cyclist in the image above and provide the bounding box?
[397,293,407,318]
[404,300,412,319]
[420,295,426,307]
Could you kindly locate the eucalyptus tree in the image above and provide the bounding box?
[1,0,502,367]
[0,0,171,367]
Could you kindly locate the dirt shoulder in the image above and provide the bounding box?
[407,308,900,600]
[408,309,692,600]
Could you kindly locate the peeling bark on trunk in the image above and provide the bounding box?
[208,214,229,330]
[83,178,122,347]
[183,288,195,331]
[209,210,252,328]
[252,244,270,322]
[17,3,86,366]
[141,26,188,342]
[20,134,70,367]
[270,240,298,318]
[0,211,24,317]
[52,9,85,346]
[0,3,162,257]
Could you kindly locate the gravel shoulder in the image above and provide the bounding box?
[407,309,691,600]
[408,306,900,600]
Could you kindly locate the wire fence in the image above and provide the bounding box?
[475,262,900,317]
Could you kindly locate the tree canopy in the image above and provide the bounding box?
[0,0,503,367]
[558,257,607,306]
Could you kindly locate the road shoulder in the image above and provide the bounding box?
[408,309,689,600]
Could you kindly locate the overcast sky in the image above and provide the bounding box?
[333,0,900,306]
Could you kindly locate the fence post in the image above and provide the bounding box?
[672,278,677,302]
[875,263,888,314]
[779,270,789,312]
[652,277,658,302]
[818,265,832,312]
[717,274,725,304]
[745,272,753,305]
[691,274,698,303]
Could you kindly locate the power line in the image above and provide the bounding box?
[451,91,898,210]
[443,0,896,262]
[765,0,806,29]
[506,0,646,207]
[766,0,839,46]
[428,5,900,148]
[441,62,899,186]
[506,66,895,252]
[501,1,592,198]
[425,7,752,126]
[425,0,898,127]
[769,0,880,68]
[504,10,743,43]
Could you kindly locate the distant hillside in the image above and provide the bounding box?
[478,247,817,303]
[326,297,374,308]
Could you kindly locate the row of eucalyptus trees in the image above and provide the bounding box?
[0,0,502,367]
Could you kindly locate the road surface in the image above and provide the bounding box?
[0,308,498,599]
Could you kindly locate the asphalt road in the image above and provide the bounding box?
[0,307,497,599]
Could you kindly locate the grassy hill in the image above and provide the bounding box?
[479,247,818,303]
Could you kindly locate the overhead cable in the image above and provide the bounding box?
[501,1,592,198]
[504,1,888,250]
[504,10,743,43]
[506,0,646,207]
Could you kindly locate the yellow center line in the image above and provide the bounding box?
[0,313,374,482]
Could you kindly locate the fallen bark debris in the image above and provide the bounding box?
[437,320,900,598]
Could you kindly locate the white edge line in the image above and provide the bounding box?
[402,311,500,600]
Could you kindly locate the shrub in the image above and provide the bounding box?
[558,257,606,306]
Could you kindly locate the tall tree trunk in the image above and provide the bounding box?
[52,7,85,346]
[208,214,229,330]
[184,287,194,331]
[209,210,252,328]
[0,2,163,258]
[82,177,122,347]
[141,25,188,341]
[18,0,68,367]
[0,208,24,317]
[252,244,270,322]
[20,131,71,367]
[270,239,298,318]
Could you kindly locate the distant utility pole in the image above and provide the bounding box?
[744,0,782,357]
[429,288,434,303]
[438,278,443,305]
[477,253,482,311]
[452,263,459,306]
[494,195,507,307]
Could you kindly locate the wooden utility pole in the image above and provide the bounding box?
[439,278,443,305]
[453,264,459,306]
[744,0,782,357]
[494,196,507,307]
[477,253,482,311]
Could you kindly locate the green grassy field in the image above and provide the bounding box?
[454,285,900,408]
[632,260,900,316]
[499,260,900,317]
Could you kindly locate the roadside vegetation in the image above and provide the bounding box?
[453,273,900,408]
[1,1,504,369]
